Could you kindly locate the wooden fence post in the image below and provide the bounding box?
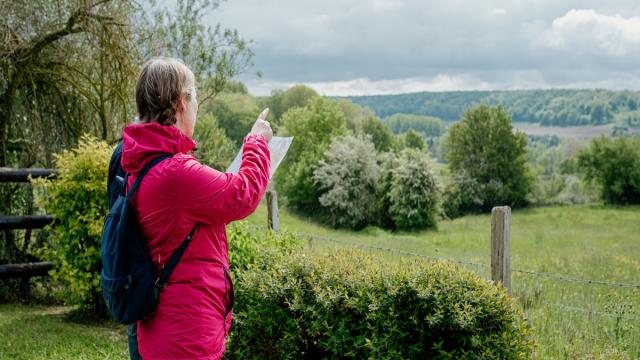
[491,206,511,293]
[266,190,280,232]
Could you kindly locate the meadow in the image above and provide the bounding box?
[1,203,638,359]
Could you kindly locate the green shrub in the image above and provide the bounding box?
[227,221,301,273]
[226,249,534,359]
[577,136,640,204]
[388,149,439,230]
[313,135,381,229]
[442,172,484,219]
[32,135,112,312]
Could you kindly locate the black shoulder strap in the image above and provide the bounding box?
[125,154,171,201]
[154,226,197,290]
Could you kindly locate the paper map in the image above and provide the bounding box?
[226,136,294,179]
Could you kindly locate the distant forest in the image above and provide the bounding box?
[346,89,640,127]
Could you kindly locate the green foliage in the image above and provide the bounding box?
[262,85,318,124]
[334,98,376,132]
[222,80,249,95]
[387,149,439,230]
[313,135,381,229]
[525,137,598,206]
[384,113,445,137]
[147,0,254,105]
[349,89,640,126]
[577,136,640,204]
[442,172,484,219]
[375,152,400,229]
[227,249,533,359]
[444,106,532,216]
[360,116,395,152]
[202,92,260,144]
[192,113,235,171]
[1,0,139,168]
[31,135,112,311]
[402,128,426,150]
[227,222,301,274]
[276,97,348,213]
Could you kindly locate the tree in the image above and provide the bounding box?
[577,136,640,204]
[384,113,445,137]
[313,135,381,229]
[261,84,318,124]
[387,149,439,230]
[145,0,255,106]
[334,99,375,132]
[444,105,532,215]
[276,97,348,213]
[202,91,260,144]
[0,0,138,167]
[403,129,426,150]
[360,116,394,152]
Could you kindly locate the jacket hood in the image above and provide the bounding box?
[121,122,197,174]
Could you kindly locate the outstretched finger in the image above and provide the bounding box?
[258,108,270,121]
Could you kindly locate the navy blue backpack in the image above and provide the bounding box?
[101,149,195,324]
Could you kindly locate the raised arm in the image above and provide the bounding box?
[178,109,273,225]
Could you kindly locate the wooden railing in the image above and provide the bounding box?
[0,167,55,279]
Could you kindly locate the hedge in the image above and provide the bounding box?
[226,249,533,359]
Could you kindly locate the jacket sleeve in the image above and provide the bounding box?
[177,134,270,225]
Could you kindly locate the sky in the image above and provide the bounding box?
[207,0,640,96]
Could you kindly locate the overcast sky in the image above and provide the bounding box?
[207,0,640,96]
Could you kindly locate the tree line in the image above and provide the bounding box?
[347,89,640,127]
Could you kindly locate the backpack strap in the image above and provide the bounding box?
[154,225,197,291]
[125,154,172,201]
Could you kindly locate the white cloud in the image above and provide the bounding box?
[246,74,493,96]
[243,69,640,97]
[492,8,507,16]
[534,9,640,56]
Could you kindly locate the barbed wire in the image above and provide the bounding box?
[511,268,640,289]
[301,233,488,268]
[299,232,640,290]
[539,301,639,320]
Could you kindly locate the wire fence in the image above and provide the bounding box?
[297,231,640,320]
[300,232,640,289]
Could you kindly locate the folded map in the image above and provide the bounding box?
[226,136,294,179]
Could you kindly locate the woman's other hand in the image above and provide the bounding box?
[249,108,273,142]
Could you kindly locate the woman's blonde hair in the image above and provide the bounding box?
[135,57,195,125]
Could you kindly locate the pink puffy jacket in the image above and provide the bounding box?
[121,122,270,359]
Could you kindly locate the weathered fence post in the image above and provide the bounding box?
[266,190,280,232]
[491,206,511,293]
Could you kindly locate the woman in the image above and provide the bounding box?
[120,57,271,359]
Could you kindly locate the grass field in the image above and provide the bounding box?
[1,204,638,359]
[0,304,128,359]
[511,123,614,139]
